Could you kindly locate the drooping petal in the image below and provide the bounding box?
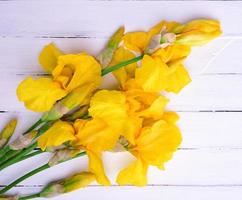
[162,112,180,124]
[135,120,182,169]
[39,43,63,72]
[87,150,110,186]
[38,120,76,150]
[52,53,101,92]
[116,158,148,186]
[165,64,191,93]
[17,77,67,112]
[135,55,169,93]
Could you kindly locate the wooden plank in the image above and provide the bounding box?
[0,74,241,111]
[3,185,242,200]
[1,112,242,149]
[0,37,241,75]
[0,1,241,37]
[1,149,242,186]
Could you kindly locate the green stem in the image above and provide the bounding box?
[0,152,86,194]
[0,164,49,194]
[0,145,10,157]
[0,143,37,171]
[0,119,43,158]
[0,149,21,166]
[19,193,41,200]
[23,119,43,135]
[101,55,144,76]
[0,150,44,170]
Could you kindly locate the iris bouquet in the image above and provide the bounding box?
[0,19,221,199]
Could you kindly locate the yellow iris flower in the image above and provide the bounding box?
[116,119,182,186]
[38,117,119,186]
[88,86,169,145]
[17,43,101,112]
[110,44,191,93]
[38,120,76,151]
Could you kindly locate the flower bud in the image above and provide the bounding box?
[175,19,222,46]
[48,149,81,166]
[98,27,125,67]
[0,119,17,148]
[0,195,18,200]
[9,131,37,150]
[39,172,95,197]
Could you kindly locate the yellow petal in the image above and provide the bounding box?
[162,112,180,124]
[123,32,149,52]
[39,43,63,72]
[175,19,222,46]
[165,64,191,93]
[139,95,169,119]
[52,53,101,92]
[74,118,120,152]
[135,55,169,93]
[135,120,182,169]
[38,120,76,150]
[148,20,181,39]
[116,158,148,186]
[110,47,137,88]
[61,83,97,110]
[89,90,128,129]
[87,150,110,186]
[152,45,191,63]
[17,77,67,112]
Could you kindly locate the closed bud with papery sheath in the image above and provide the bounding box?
[0,119,17,148]
[97,27,125,67]
[48,149,81,166]
[39,172,95,198]
[0,195,18,200]
[9,131,37,150]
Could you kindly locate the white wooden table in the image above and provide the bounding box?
[0,1,242,199]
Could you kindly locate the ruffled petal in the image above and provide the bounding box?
[135,120,182,169]
[38,120,76,151]
[89,90,128,129]
[74,118,120,152]
[87,150,110,186]
[17,77,67,112]
[52,53,101,92]
[116,158,148,186]
[39,43,63,72]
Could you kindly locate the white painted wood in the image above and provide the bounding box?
[5,186,242,200]
[0,1,242,199]
[0,1,242,37]
[1,112,242,149]
[1,149,242,187]
[0,74,241,111]
[0,38,241,75]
